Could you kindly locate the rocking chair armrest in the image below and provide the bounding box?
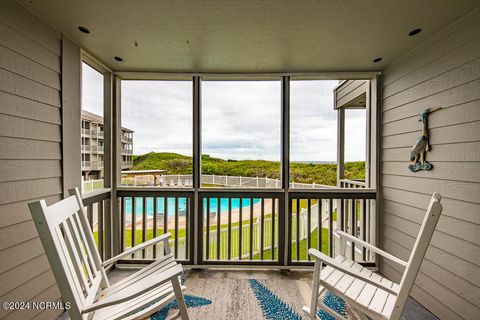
[335,231,408,267]
[82,264,183,314]
[308,249,399,295]
[102,232,172,267]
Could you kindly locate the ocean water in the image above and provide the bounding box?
[124,197,260,217]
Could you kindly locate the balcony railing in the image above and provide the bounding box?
[99,186,377,267]
[199,191,283,264]
[339,178,366,188]
[79,188,113,260]
[81,145,91,152]
[78,168,375,267]
[117,190,193,262]
[90,161,104,170]
[90,145,104,153]
[121,135,133,143]
[81,161,91,168]
[81,128,90,135]
[122,148,133,154]
[289,189,375,265]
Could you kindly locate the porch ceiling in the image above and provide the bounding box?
[18,0,479,73]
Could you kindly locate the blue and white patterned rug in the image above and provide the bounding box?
[151,276,365,320]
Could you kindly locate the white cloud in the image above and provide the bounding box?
[121,80,193,155]
[202,81,281,161]
[345,109,366,162]
[290,80,339,162]
[82,63,104,116]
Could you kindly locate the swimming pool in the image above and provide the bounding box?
[124,197,261,216]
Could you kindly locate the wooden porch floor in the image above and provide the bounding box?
[59,268,438,319]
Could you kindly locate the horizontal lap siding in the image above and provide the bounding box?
[380,7,480,320]
[335,79,367,108]
[0,1,63,319]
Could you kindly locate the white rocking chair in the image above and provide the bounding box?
[28,187,189,320]
[303,193,442,320]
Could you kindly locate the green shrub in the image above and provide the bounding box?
[132,152,365,186]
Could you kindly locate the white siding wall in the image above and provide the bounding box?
[380,8,480,320]
[0,1,63,319]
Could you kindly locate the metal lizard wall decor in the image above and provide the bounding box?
[409,107,441,172]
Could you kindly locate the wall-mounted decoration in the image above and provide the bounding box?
[409,107,441,172]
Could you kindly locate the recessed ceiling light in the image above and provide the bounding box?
[408,28,422,36]
[372,57,382,63]
[114,56,123,62]
[78,26,90,34]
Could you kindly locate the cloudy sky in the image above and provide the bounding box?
[82,63,365,163]
[82,63,104,116]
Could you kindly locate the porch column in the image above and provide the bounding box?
[112,75,122,257]
[336,108,345,188]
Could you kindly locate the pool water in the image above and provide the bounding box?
[124,197,261,217]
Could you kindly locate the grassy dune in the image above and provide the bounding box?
[132,152,365,186]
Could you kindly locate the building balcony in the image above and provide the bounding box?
[81,128,90,136]
[81,161,91,169]
[339,178,366,188]
[96,130,104,138]
[122,160,133,167]
[90,161,104,170]
[121,148,133,154]
[81,145,91,152]
[121,135,133,143]
[91,145,104,153]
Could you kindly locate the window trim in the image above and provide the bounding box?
[80,51,113,193]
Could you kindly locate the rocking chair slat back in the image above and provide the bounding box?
[69,188,109,287]
[303,193,443,320]
[68,216,95,283]
[391,192,442,319]
[29,188,109,320]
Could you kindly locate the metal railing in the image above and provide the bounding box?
[81,161,91,168]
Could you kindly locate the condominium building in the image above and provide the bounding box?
[81,110,134,179]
